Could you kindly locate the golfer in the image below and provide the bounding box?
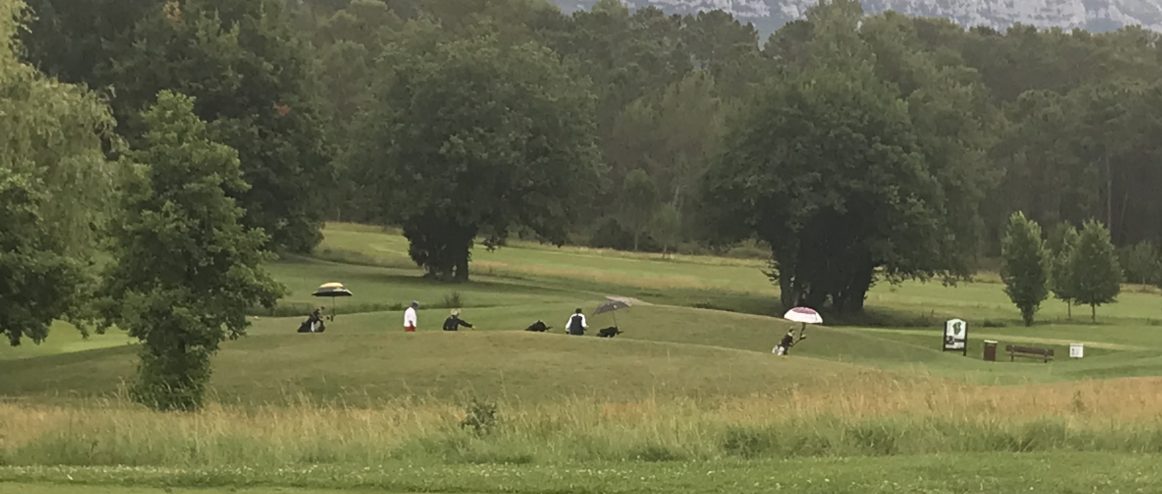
[403,301,419,333]
[442,309,474,331]
[774,329,796,356]
[566,308,587,336]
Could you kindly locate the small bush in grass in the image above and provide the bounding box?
[443,291,464,309]
[721,426,774,459]
[460,400,500,435]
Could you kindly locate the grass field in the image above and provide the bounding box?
[4,223,1162,492]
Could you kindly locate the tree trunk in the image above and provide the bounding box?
[454,255,470,283]
[633,230,640,252]
[1106,155,1113,230]
[1066,302,1072,320]
[1118,186,1130,245]
[804,288,828,310]
[1091,303,1096,322]
[779,274,798,310]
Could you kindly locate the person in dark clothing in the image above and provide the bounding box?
[567,308,587,336]
[298,308,326,333]
[442,309,474,331]
[774,329,795,356]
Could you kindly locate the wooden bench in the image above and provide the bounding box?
[1005,344,1054,363]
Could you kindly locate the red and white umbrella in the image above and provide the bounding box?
[783,307,822,340]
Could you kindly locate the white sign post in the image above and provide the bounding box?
[943,319,968,356]
[1070,343,1085,359]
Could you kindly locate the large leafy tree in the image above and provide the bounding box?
[99,91,283,411]
[1069,220,1123,322]
[350,33,601,281]
[1000,212,1050,326]
[704,64,948,312]
[703,1,958,313]
[23,0,332,253]
[1,0,115,346]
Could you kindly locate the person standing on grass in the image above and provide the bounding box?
[404,301,419,333]
[442,309,474,331]
[566,308,587,336]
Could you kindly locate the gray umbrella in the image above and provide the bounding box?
[594,298,632,327]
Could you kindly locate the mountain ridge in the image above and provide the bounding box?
[555,0,1162,36]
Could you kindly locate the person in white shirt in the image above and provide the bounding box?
[566,308,587,336]
[404,301,419,333]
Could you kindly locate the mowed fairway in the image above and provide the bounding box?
[4,223,1162,493]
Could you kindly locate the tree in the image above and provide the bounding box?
[1119,242,1162,285]
[1069,220,1123,322]
[653,202,682,259]
[1048,223,1080,319]
[1000,212,1050,326]
[704,62,953,312]
[1,0,115,346]
[607,71,726,225]
[619,169,660,251]
[349,34,601,281]
[0,170,87,347]
[99,91,283,411]
[24,0,333,253]
[702,2,957,313]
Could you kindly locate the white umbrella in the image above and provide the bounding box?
[783,307,823,340]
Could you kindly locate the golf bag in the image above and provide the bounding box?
[525,320,551,332]
[597,327,622,338]
[297,312,326,333]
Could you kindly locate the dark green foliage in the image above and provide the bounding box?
[0,170,85,346]
[1048,224,1080,319]
[619,169,660,251]
[1069,220,1123,322]
[1000,212,1050,326]
[1,0,115,346]
[18,0,1162,320]
[704,2,972,313]
[349,33,601,281]
[99,92,284,411]
[22,0,332,253]
[653,202,682,258]
[1118,242,1162,285]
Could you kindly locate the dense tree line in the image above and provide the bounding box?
[10,0,1162,342]
[11,0,1162,406]
[278,0,1162,288]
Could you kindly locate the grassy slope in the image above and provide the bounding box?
[318,224,1162,323]
[0,318,890,403]
[6,223,1162,491]
[4,223,1162,400]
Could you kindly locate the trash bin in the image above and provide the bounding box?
[1070,343,1084,359]
[983,340,998,362]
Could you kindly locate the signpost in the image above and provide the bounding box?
[1070,343,1085,359]
[943,319,968,356]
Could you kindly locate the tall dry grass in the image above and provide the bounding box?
[5,376,1162,467]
